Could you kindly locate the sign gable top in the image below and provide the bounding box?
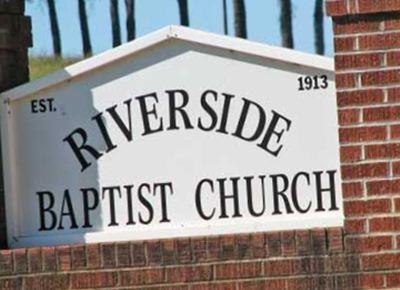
[1,25,334,102]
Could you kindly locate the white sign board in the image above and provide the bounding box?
[1,26,343,248]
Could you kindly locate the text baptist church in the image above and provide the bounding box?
[36,170,340,232]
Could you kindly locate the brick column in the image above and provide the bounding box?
[327,0,400,288]
[0,0,31,247]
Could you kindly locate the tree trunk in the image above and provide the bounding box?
[223,0,228,35]
[46,0,62,56]
[125,0,136,41]
[177,0,189,26]
[110,0,122,47]
[314,0,325,55]
[279,0,294,48]
[78,0,92,56]
[232,0,247,38]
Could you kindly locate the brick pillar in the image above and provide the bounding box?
[327,0,400,288]
[0,0,31,248]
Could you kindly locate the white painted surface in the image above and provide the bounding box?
[1,27,342,248]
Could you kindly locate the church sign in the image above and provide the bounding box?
[0,26,343,248]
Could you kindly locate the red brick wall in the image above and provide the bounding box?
[0,0,31,92]
[0,229,354,290]
[0,0,31,248]
[328,0,400,288]
[1,0,400,289]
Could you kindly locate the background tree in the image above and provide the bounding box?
[125,0,136,41]
[46,0,62,56]
[78,0,92,56]
[232,0,247,38]
[110,0,122,47]
[314,0,324,55]
[177,0,189,26]
[223,0,228,35]
[279,0,294,48]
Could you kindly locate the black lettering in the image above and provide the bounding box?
[218,177,242,218]
[92,112,117,152]
[37,191,57,231]
[39,99,47,112]
[81,188,99,228]
[124,185,136,225]
[48,98,55,111]
[166,89,194,130]
[63,128,103,172]
[232,98,266,141]
[195,178,216,220]
[31,100,38,113]
[92,100,133,153]
[244,175,266,217]
[314,170,339,212]
[136,93,163,135]
[271,174,293,214]
[102,186,121,226]
[198,90,218,131]
[154,182,173,223]
[58,190,78,230]
[106,99,133,141]
[291,172,312,213]
[216,93,234,134]
[138,183,154,224]
[258,110,292,156]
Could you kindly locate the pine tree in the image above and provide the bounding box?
[110,0,122,47]
[125,0,136,41]
[78,0,92,56]
[279,0,294,48]
[314,0,325,55]
[223,0,228,35]
[232,0,247,38]
[46,0,62,56]
[177,0,189,26]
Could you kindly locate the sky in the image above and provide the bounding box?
[26,0,334,58]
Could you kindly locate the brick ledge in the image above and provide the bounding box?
[326,0,400,17]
